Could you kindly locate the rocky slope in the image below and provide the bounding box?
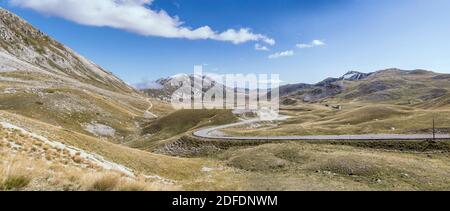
[0,7,133,93]
[141,74,238,102]
[0,7,163,143]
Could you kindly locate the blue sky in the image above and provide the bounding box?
[2,0,450,85]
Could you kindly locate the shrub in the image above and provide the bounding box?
[72,156,83,163]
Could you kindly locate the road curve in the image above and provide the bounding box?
[193,119,450,141]
[143,98,158,119]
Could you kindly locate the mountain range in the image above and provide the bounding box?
[142,68,450,108]
[1,7,450,191]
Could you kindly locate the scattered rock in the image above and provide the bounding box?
[83,122,115,137]
[3,88,16,94]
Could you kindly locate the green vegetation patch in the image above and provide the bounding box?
[142,109,237,138]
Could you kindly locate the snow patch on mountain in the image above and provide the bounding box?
[340,71,372,81]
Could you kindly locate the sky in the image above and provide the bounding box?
[2,0,450,85]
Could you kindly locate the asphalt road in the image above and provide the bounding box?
[193,119,450,141]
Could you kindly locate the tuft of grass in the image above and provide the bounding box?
[82,173,155,191]
[116,179,148,191]
[0,175,31,190]
[72,155,83,164]
[0,162,32,190]
[83,173,120,191]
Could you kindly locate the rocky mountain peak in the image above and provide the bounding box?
[339,71,372,81]
[0,7,134,93]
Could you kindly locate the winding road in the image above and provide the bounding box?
[194,119,450,141]
[143,98,158,119]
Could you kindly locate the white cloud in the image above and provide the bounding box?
[296,40,325,48]
[268,50,294,59]
[10,0,275,45]
[255,43,269,51]
[263,38,276,46]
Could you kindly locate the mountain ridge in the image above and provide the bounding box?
[0,7,163,143]
[141,68,450,107]
[0,7,134,94]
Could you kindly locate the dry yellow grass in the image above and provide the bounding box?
[214,142,450,190]
[80,173,170,191]
[0,123,178,191]
[81,172,120,191]
[0,158,32,190]
[115,178,149,191]
[2,89,449,191]
[2,108,450,190]
[1,110,267,191]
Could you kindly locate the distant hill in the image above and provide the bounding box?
[280,69,450,106]
[143,69,450,108]
[141,74,238,102]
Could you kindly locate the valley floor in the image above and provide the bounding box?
[1,109,450,191]
[1,79,449,191]
[1,6,449,191]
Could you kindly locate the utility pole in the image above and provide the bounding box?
[432,118,436,140]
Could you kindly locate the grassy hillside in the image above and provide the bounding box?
[0,123,177,191]
[340,69,450,104]
[0,82,153,143]
[221,102,450,136]
[127,109,237,149]
[213,142,450,190]
[143,109,237,135]
[217,70,450,138]
[0,110,253,190]
[281,69,450,107]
